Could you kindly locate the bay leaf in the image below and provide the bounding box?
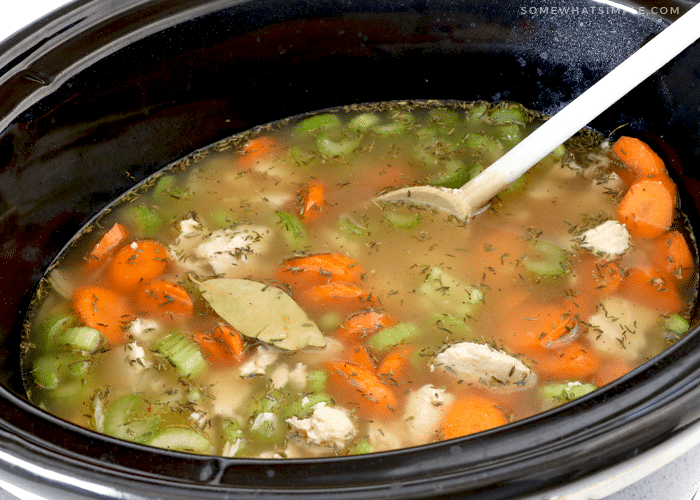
[195,278,327,351]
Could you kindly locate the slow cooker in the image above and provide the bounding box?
[1,1,700,498]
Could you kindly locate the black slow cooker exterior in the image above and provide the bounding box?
[1,1,700,498]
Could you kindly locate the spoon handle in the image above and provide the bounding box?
[458,3,700,207]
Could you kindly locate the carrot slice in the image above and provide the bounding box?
[325,361,398,419]
[616,265,683,313]
[570,257,624,314]
[500,304,580,355]
[71,285,134,345]
[533,341,600,380]
[298,281,373,315]
[652,230,694,282]
[213,324,246,357]
[109,240,169,290]
[239,136,278,168]
[345,343,375,371]
[299,180,325,222]
[135,280,194,323]
[192,330,232,365]
[617,177,676,239]
[86,223,130,270]
[192,325,245,365]
[279,253,363,289]
[594,360,633,387]
[377,345,412,386]
[612,136,666,181]
[333,310,398,343]
[440,394,508,440]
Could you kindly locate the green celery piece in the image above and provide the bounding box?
[383,210,422,230]
[349,438,373,455]
[33,314,75,352]
[348,113,380,131]
[146,427,212,453]
[541,382,597,402]
[32,353,86,390]
[666,313,691,336]
[468,102,488,120]
[280,392,333,421]
[288,145,316,166]
[128,205,164,237]
[429,107,460,127]
[464,133,491,149]
[275,211,308,251]
[367,322,420,354]
[488,102,528,125]
[222,418,248,457]
[104,393,161,443]
[524,239,569,278]
[419,267,485,319]
[430,312,475,340]
[206,208,235,229]
[294,113,342,135]
[494,123,523,148]
[316,131,362,157]
[339,217,371,238]
[428,160,483,189]
[61,326,103,353]
[155,332,207,378]
[152,175,176,203]
[248,388,286,445]
[307,369,327,393]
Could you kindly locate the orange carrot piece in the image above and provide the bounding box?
[612,136,666,181]
[135,280,194,323]
[109,240,169,290]
[345,343,375,371]
[653,230,695,282]
[500,304,580,355]
[192,330,233,365]
[571,257,624,309]
[617,178,676,239]
[299,180,325,223]
[239,136,278,167]
[533,342,600,380]
[213,324,246,357]
[616,265,683,313]
[279,253,363,289]
[594,360,633,387]
[440,394,508,440]
[325,361,398,419]
[377,345,412,386]
[71,285,134,345]
[298,281,373,315]
[192,325,245,365]
[333,310,398,343]
[86,223,130,270]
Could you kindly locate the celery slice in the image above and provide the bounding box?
[104,394,161,444]
[33,314,75,352]
[307,369,327,393]
[368,322,419,354]
[666,313,690,336]
[155,332,207,378]
[294,113,341,134]
[280,392,332,421]
[383,210,422,230]
[316,131,361,157]
[524,239,569,278]
[61,326,103,353]
[540,382,597,402]
[348,113,380,131]
[419,267,485,319]
[275,211,308,251]
[349,438,373,455]
[146,427,212,453]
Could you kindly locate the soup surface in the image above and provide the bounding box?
[23,101,697,458]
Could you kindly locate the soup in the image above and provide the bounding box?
[22,100,696,458]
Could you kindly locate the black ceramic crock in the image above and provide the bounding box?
[1,1,700,499]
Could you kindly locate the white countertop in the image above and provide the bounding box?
[1,0,74,45]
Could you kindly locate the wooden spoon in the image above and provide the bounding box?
[376,3,700,220]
